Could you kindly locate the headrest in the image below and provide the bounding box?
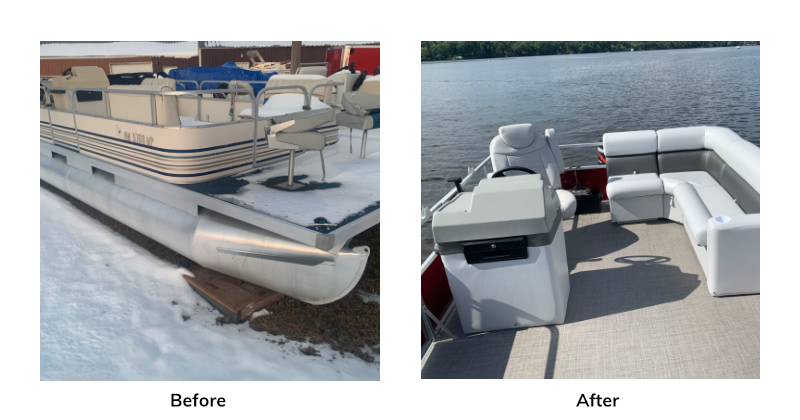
[602,130,657,157]
[498,124,536,149]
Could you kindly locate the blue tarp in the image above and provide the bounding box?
[168,63,277,94]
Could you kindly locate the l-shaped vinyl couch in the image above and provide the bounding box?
[602,126,760,296]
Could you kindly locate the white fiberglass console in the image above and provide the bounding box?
[432,173,570,333]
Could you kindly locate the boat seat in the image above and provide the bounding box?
[360,75,380,96]
[271,108,335,133]
[336,91,380,159]
[107,83,180,127]
[328,70,363,107]
[660,171,745,219]
[606,173,664,222]
[49,66,109,115]
[489,123,576,219]
[672,182,712,246]
[603,126,760,296]
[265,105,337,189]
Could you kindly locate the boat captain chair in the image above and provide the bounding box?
[335,90,380,159]
[489,123,577,220]
[266,107,337,189]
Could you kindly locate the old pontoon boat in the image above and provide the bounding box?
[40,66,380,305]
[422,124,759,378]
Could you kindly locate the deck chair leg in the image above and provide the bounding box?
[287,150,296,187]
[319,150,326,182]
[349,128,353,154]
[360,130,369,159]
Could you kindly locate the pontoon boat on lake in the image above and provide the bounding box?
[40,66,380,305]
[421,124,759,378]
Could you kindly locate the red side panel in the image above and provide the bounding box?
[325,48,344,77]
[348,47,380,75]
[422,255,452,345]
[559,167,610,200]
[422,255,452,320]
[325,46,381,76]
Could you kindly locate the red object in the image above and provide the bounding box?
[560,166,610,200]
[421,255,452,344]
[325,45,380,76]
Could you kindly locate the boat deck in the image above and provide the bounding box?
[182,128,380,234]
[422,211,759,379]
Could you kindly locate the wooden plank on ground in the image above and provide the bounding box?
[183,265,283,323]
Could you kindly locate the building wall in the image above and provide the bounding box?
[199,46,331,67]
[40,56,199,76]
[39,44,355,75]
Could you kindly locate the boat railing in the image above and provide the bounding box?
[41,80,343,170]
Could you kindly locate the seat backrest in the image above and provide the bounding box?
[360,75,380,96]
[107,83,180,126]
[602,130,658,176]
[50,66,109,113]
[490,123,563,188]
[656,126,760,213]
[327,70,362,107]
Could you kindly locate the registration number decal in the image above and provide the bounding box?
[122,131,155,146]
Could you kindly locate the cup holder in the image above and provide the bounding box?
[714,216,731,224]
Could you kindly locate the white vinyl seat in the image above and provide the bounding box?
[606,173,664,222]
[489,123,576,219]
[603,126,760,296]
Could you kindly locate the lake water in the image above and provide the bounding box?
[421,46,760,260]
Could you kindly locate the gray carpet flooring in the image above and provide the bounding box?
[422,212,759,379]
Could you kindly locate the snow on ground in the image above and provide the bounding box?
[40,187,378,380]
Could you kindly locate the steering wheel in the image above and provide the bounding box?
[491,166,537,178]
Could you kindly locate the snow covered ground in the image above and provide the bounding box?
[40,187,379,380]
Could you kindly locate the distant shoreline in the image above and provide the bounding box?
[421,43,759,63]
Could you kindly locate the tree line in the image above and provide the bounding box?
[421,41,760,61]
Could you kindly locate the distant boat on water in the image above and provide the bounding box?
[736,46,742,49]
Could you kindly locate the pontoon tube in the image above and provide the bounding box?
[40,153,369,305]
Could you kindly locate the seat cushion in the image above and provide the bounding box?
[661,172,745,217]
[659,171,718,194]
[673,183,711,246]
[336,112,376,130]
[556,189,576,220]
[273,108,335,132]
[606,173,664,200]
